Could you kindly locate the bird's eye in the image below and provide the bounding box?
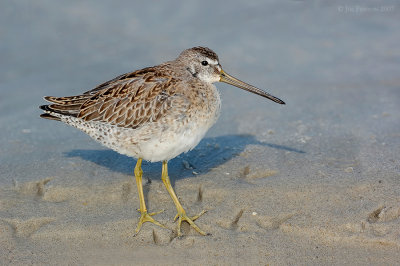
[201,61,208,66]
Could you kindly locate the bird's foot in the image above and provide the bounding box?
[174,209,208,237]
[134,210,166,236]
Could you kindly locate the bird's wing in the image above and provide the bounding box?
[43,67,189,129]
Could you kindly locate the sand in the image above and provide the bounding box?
[1,1,399,265]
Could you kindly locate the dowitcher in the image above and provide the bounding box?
[40,47,285,237]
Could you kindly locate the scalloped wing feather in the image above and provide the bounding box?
[41,66,189,129]
[78,75,179,127]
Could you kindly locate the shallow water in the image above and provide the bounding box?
[1,1,399,265]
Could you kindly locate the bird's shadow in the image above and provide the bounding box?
[64,134,304,182]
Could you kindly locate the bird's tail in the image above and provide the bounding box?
[39,94,91,121]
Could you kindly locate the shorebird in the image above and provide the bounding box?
[40,47,285,237]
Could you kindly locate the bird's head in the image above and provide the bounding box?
[177,46,285,104]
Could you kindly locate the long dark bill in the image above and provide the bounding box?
[220,70,285,104]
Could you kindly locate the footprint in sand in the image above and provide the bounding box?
[255,213,296,230]
[2,217,55,238]
[367,205,400,223]
[15,178,52,197]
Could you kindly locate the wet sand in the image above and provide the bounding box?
[1,1,399,265]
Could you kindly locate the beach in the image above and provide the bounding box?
[1,1,399,265]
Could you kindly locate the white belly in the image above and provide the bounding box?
[136,121,212,161]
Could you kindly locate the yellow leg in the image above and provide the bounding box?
[134,158,165,236]
[161,160,208,237]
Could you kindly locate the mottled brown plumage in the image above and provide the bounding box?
[42,67,175,128]
[40,46,285,237]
